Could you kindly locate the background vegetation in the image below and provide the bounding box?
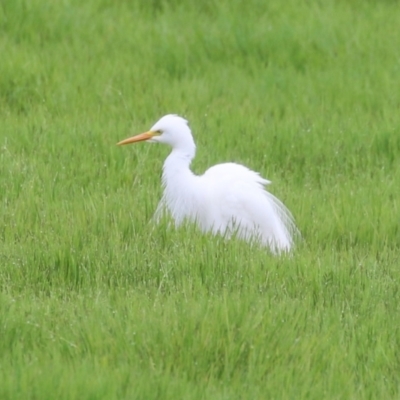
[1,0,400,398]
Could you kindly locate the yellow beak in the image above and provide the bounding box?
[117,131,156,146]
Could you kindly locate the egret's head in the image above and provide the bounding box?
[118,114,194,150]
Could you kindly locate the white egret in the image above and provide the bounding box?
[118,115,298,253]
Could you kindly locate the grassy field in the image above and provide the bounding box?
[1,0,400,398]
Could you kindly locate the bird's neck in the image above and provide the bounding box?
[162,147,196,182]
[160,147,200,222]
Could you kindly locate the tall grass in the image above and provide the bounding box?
[1,0,400,398]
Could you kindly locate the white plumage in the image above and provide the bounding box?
[118,114,298,253]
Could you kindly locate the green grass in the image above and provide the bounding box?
[1,0,400,398]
